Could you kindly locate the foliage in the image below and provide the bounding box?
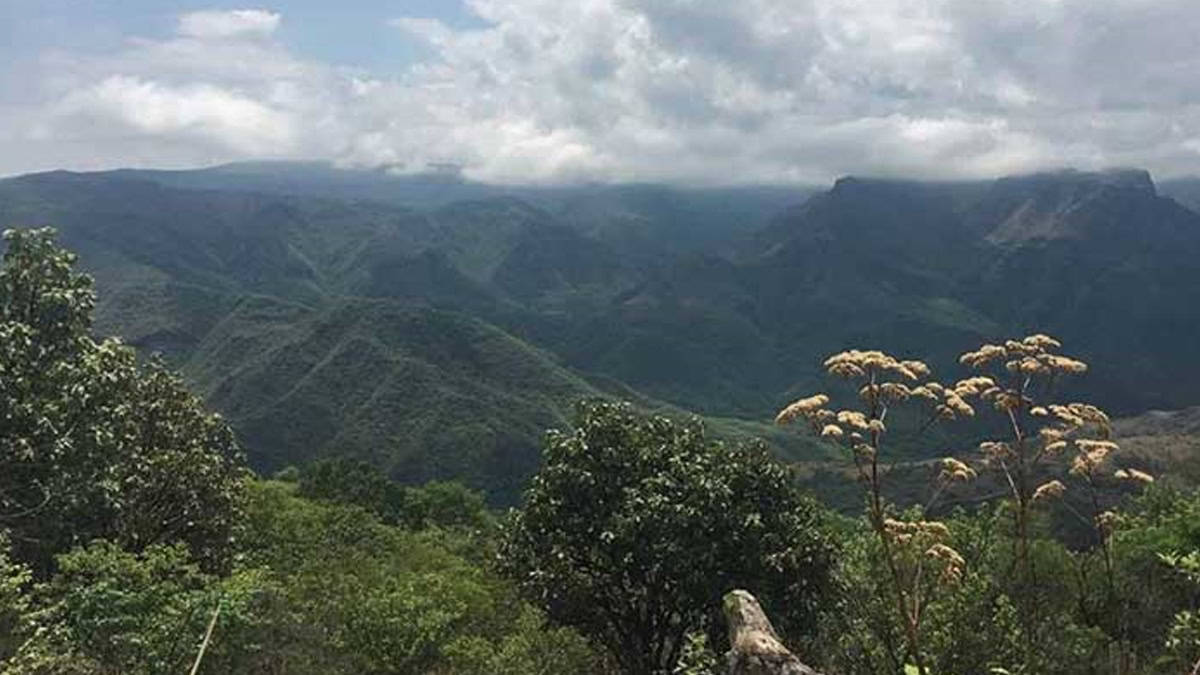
[298,457,493,531]
[501,399,836,674]
[671,630,721,675]
[9,168,1200,503]
[0,481,606,674]
[5,210,1200,674]
[297,457,396,516]
[0,228,247,575]
[813,502,1157,675]
[0,535,31,663]
[7,541,262,674]
[0,229,603,674]
[237,480,604,674]
[1116,487,1200,673]
[440,606,610,675]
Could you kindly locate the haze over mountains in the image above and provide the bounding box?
[2,162,1199,501]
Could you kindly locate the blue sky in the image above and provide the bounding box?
[3,1,1200,184]
[0,1,482,79]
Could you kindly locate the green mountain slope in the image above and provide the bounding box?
[186,296,599,501]
[560,169,1200,418]
[0,169,817,500]
[3,164,1200,501]
[0,173,608,498]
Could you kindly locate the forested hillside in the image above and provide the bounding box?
[2,164,1199,501]
[0,166,824,499]
[4,204,1200,674]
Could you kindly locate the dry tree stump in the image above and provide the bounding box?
[722,590,823,675]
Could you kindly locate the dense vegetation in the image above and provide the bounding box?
[0,229,245,576]
[3,166,1200,673]
[4,165,1200,505]
[501,400,834,674]
[0,230,605,673]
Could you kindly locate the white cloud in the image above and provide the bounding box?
[8,1,1200,182]
[57,75,296,154]
[177,9,280,39]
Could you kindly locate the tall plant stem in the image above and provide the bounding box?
[189,598,222,675]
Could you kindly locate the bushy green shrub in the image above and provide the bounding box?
[502,399,836,674]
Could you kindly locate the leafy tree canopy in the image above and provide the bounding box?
[298,457,492,531]
[501,399,836,675]
[0,228,247,574]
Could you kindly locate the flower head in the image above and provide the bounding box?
[1070,440,1117,476]
[1096,510,1119,536]
[960,344,1008,369]
[836,409,871,431]
[1115,468,1154,484]
[820,424,843,439]
[926,543,966,584]
[1033,480,1066,503]
[939,457,977,483]
[979,441,1012,461]
[1023,334,1062,350]
[775,394,830,425]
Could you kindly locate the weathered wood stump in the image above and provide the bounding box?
[722,590,823,675]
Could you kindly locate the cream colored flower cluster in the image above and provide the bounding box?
[1114,468,1154,484]
[1096,510,1119,536]
[777,349,989,478]
[1069,439,1119,477]
[927,544,967,584]
[857,382,916,405]
[938,457,977,483]
[979,440,1013,462]
[959,334,1086,377]
[774,388,903,462]
[773,393,830,426]
[1032,479,1066,503]
[884,518,950,541]
[884,518,966,585]
[907,381,975,420]
[824,350,930,381]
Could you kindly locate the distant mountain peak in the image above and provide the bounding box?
[993,167,1156,196]
[977,167,1169,245]
[828,175,952,195]
[829,168,1156,195]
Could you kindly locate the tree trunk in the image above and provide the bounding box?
[723,590,823,675]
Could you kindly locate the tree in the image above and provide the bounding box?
[298,457,397,517]
[0,228,247,574]
[236,480,605,674]
[298,457,492,531]
[501,400,835,675]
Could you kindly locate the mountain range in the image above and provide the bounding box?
[2,162,1198,502]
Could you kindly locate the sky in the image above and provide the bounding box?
[2,0,1200,185]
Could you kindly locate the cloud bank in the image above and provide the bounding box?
[8,2,1200,183]
[177,9,281,39]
